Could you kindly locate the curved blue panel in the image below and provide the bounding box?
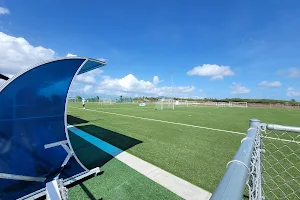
[0,58,106,199]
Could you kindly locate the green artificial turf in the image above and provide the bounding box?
[68,131,182,200]
[67,102,300,198]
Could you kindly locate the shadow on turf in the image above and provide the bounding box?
[67,115,89,125]
[67,115,104,126]
[67,115,142,199]
[79,183,102,200]
[68,123,142,169]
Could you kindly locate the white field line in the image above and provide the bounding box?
[70,107,245,135]
[67,124,212,200]
[97,107,142,109]
[262,136,300,144]
[70,107,298,143]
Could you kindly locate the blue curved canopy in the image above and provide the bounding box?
[0,57,106,199]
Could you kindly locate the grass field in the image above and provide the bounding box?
[66,102,300,199]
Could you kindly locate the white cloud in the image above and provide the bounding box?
[287,87,300,97]
[277,67,300,78]
[0,32,55,75]
[75,69,103,84]
[287,68,300,78]
[75,74,195,97]
[98,58,107,62]
[153,76,160,85]
[187,64,234,80]
[66,53,77,57]
[0,7,9,15]
[76,74,96,84]
[198,89,204,92]
[230,82,250,94]
[83,85,93,93]
[259,81,282,87]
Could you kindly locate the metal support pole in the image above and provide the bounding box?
[250,118,260,128]
[210,119,261,200]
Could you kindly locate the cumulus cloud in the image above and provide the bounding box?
[287,87,300,97]
[75,69,104,84]
[259,81,282,87]
[230,83,250,94]
[187,64,234,80]
[0,32,55,75]
[83,85,93,93]
[153,76,160,85]
[277,67,300,78]
[74,74,195,97]
[66,53,77,57]
[76,74,97,84]
[0,7,9,15]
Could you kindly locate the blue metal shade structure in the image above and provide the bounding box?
[0,57,106,199]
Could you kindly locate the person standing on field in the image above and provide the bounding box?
[82,98,86,109]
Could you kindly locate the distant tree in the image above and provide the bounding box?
[76,96,82,100]
[291,99,296,102]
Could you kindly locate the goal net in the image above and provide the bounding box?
[68,97,78,102]
[229,102,248,108]
[99,98,113,105]
[154,99,174,110]
[217,102,230,107]
[187,101,206,107]
[175,100,188,107]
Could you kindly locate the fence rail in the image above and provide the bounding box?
[211,119,300,200]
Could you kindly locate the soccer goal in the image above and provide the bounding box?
[99,98,113,105]
[154,99,174,110]
[175,100,188,107]
[68,97,78,102]
[217,102,230,107]
[229,101,248,108]
[187,101,206,107]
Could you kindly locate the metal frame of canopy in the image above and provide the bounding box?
[0,57,107,200]
[17,166,101,200]
[0,73,9,81]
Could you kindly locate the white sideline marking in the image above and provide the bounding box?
[70,107,299,143]
[263,136,300,144]
[97,107,141,110]
[67,124,212,200]
[70,106,245,135]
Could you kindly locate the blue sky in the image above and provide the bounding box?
[0,0,300,100]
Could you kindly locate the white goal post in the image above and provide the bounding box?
[99,98,113,105]
[229,102,248,108]
[187,101,205,106]
[175,100,188,107]
[217,102,230,107]
[154,99,174,110]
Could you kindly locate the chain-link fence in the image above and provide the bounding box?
[260,124,300,199]
[211,119,300,200]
